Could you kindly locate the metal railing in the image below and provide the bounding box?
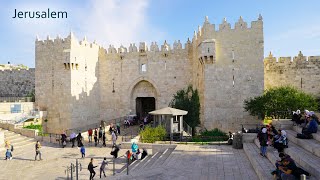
[65,116,127,135]
[138,135,228,145]
[0,96,34,102]
[183,121,192,136]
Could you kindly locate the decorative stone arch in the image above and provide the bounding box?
[129,77,160,118]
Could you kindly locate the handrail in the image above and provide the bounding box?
[183,120,192,136]
[65,116,127,135]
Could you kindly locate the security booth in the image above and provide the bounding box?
[148,107,188,141]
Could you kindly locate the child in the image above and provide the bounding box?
[5,149,12,160]
[80,145,86,158]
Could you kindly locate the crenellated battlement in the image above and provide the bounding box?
[35,32,99,49]
[192,15,263,43]
[264,51,320,64]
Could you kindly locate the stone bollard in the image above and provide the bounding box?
[232,132,243,149]
[300,174,306,180]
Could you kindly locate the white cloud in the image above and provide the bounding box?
[0,0,166,67]
[76,0,165,48]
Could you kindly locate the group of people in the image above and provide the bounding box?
[125,141,148,163]
[257,125,312,179]
[258,125,288,157]
[87,157,109,179]
[292,109,319,139]
[271,152,310,180]
[4,140,42,161]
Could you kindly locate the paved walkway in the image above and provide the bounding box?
[1,129,258,180]
[110,145,258,180]
[0,140,133,180]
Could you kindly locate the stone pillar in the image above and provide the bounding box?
[179,116,183,133]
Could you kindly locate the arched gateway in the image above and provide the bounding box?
[130,79,159,119]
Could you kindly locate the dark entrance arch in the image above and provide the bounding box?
[136,97,155,119]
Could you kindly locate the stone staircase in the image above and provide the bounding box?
[111,147,175,179]
[0,129,36,153]
[244,122,320,180]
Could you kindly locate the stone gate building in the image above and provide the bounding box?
[35,16,265,133]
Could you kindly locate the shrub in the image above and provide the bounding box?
[24,124,42,132]
[192,128,229,142]
[139,125,167,143]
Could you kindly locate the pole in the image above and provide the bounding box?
[70,163,73,180]
[113,157,115,176]
[76,159,78,180]
[126,157,129,175]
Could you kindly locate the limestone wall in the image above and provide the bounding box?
[264,52,320,97]
[0,69,35,97]
[35,15,265,133]
[192,16,264,131]
[36,34,101,133]
[98,46,192,121]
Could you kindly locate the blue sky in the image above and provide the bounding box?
[0,0,320,67]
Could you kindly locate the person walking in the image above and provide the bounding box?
[35,141,42,161]
[88,128,93,143]
[98,126,103,145]
[77,133,83,147]
[94,128,98,147]
[116,123,121,135]
[111,131,117,146]
[61,132,67,148]
[99,157,108,178]
[102,132,106,147]
[88,158,97,180]
[80,145,86,158]
[110,144,120,158]
[70,131,76,148]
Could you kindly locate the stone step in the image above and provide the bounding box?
[6,136,29,144]
[149,148,175,169]
[253,139,318,180]
[293,125,320,142]
[243,143,274,180]
[253,139,279,165]
[129,155,152,172]
[286,130,320,158]
[283,140,320,179]
[4,133,22,141]
[139,151,162,170]
[118,157,140,174]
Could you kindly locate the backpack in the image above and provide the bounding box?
[293,167,310,177]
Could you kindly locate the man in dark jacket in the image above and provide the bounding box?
[88,158,97,180]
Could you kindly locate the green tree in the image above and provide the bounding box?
[244,86,318,119]
[170,85,200,136]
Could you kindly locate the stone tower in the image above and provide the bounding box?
[191,15,264,130]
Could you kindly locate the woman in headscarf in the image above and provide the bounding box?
[131,141,139,160]
[274,130,287,152]
[258,127,268,157]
